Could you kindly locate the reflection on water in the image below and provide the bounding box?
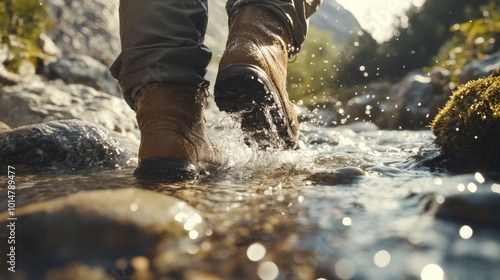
[4,122,500,279]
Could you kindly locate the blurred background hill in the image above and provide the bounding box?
[1,0,499,130]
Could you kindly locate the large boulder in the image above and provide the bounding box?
[0,188,207,275]
[0,120,137,170]
[386,71,449,129]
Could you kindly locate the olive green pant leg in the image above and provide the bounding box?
[110,0,211,109]
[225,0,322,55]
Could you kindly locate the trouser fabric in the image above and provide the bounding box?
[110,0,322,109]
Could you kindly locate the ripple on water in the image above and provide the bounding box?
[4,124,500,279]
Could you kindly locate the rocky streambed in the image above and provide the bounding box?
[1,120,499,280]
[1,1,499,279]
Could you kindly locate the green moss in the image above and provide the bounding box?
[431,70,500,172]
[0,0,52,72]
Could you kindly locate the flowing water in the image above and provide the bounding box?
[6,117,500,280]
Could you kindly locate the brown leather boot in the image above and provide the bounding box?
[134,83,223,180]
[214,4,299,150]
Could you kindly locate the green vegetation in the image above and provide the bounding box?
[0,0,52,72]
[372,0,491,81]
[287,27,339,104]
[287,26,378,106]
[432,1,500,82]
[431,71,500,172]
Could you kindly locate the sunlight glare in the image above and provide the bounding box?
[257,261,279,280]
[335,259,356,279]
[421,264,444,280]
[459,225,473,240]
[492,183,500,194]
[467,183,478,193]
[475,172,485,183]
[247,242,267,262]
[373,250,391,268]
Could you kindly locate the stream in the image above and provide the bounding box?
[3,118,500,280]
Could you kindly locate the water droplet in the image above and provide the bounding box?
[474,172,485,184]
[492,183,500,194]
[467,183,477,193]
[457,183,465,192]
[342,217,352,226]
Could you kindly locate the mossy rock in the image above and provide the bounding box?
[431,70,500,172]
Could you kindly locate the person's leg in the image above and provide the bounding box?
[110,0,212,107]
[215,0,322,149]
[110,0,223,180]
[225,0,322,56]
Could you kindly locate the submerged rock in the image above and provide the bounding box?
[0,119,136,170]
[305,166,365,185]
[0,188,206,273]
[430,71,500,172]
[425,191,500,227]
[386,71,448,129]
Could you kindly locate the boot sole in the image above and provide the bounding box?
[214,63,299,150]
[134,157,219,182]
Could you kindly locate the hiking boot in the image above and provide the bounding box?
[134,83,223,180]
[214,4,299,150]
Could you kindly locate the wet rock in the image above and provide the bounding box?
[0,119,136,170]
[429,67,452,87]
[0,121,10,132]
[431,71,500,172]
[297,98,340,127]
[0,188,207,273]
[305,166,365,185]
[0,82,138,142]
[45,54,120,96]
[425,192,500,227]
[386,71,448,129]
[342,83,392,128]
[458,51,500,84]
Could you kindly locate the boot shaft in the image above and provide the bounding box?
[135,83,207,131]
[220,5,291,94]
